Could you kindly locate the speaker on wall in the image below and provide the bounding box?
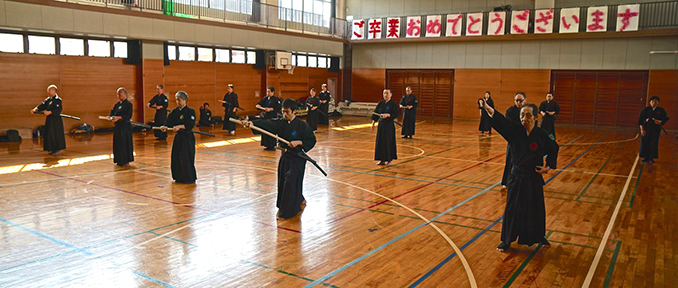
[253,50,266,70]
[328,56,340,72]
[124,40,141,65]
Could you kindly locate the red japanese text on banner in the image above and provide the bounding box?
[511,10,530,34]
[559,7,580,33]
[368,18,383,39]
[535,9,554,34]
[587,6,608,32]
[616,4,640,32]
[425,15,442,37]
[406,16,422,38]
[446,13,463,37]
[466,13,483,36]
[352,19,366,40]
[386,17,401,39]
[488,11,506,35]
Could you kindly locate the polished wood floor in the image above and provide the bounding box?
[0,116,676,287]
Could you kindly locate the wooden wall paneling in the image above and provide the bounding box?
[617,72,649,128]
[351,69,386,102]
[648,70,678,131]
[164,61,216,116]
[573,73,596,125]
[142,59,165,123]
[499,69,551,114]
[551,72,576,124]
[386,70,404,100]
[419,71,435,117]
[434,71,453,118]
[594,72,619,127]
[0,53,61,130]
[453,69,501,120]
[216,63,265,116]
[279,66,310,100]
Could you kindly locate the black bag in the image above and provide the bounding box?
[70,123,94,134]
[6,129,21,142]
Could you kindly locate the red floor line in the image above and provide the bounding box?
[329,152,507,224]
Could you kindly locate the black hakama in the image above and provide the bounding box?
[318,91,331,124]
[479,98,495,133]
[539,100,560,138]
[638,106,669,160]
[372,99,399,162]
[400,94,418,137]
[111,99,134,166]
[36,96,66,153]
[306,95,320,131]
[149,94,168,140]
[501,105,521,187]
[251,117,317,219]
[222,92,239,131]
[257,96,282,150]
[166,106,197,183]
[491,111,559,248]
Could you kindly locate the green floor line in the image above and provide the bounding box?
[627,162,644,208]
[576,142,626,201]
[603,240,623,288]
[502,231,554,288]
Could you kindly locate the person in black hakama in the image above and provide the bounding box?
[539,92,561,139]
[638,96,669,163]
[148,85,169,140]
[318,84,331,125]
[371,89,399,165]
[399,86,418,139]
[31,85,66,155]
[199,103,213,127]
[480,99,559,252]
[241,99,317,219]
[305,88,320,131]
[501,92,527,191]
[479,91,495,136]
[256,87,282,151]
[161,91,197,184]
[222,84,239,135]
[104,87,134,167]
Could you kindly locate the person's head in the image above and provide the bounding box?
[310,88,316,96]
[156,84,164,95]
[281,98,297,121]
[484,91,491,99]
[546,92,554,102]
[406,86,412,95]
[266,86,275,97]
[203,102,209,109]
[383,88,392,101]
[649,96,660,108]
[227,84,234,93]
[520,105,536,130]
[175,91,188,107]
[47,85,58,97]
[322,84,327,91]
[116,87,128,101]
[514,92,526,108]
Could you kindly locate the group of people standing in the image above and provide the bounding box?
[478,91,561,139]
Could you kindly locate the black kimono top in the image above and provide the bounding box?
[478,98,495,110]
[110,99,133,125]
[223,92,239,110]
[539,100,560,116]
[166,106,196,131]
[400,94,419,110]
[200,108,212,122]
[253,117,316,154]
[370,100,399,123]
[638,106,669,131]
[258,96,282,119]
[306,96,320,109]
[491,111,559,180]
[506,105,521,124]
[36,95,63,116]
[319,91,331,103]
[149,94,169,109]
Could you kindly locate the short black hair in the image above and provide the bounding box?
[203,102,209,106]
[282,98,298,111]
[649,95,660,102]
[515,91,526,98]
[157,84,164,89]
[485,91,491,95]
[267,86,275,93]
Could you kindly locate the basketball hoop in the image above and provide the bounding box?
[287,65,296,75]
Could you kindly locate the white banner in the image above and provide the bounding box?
[446,14,463,37]
[586,6,608,32]
[386,17,401,39]
[488,11,506,35]
[534,9,554,34]
[511,10,530,34]
[616,4,640,32]
[466,13,483,36]
[425,15,442,37]
[559,7,580,33]
[406,16,422,38]
[367,18,382,39]
[352,19,365,40]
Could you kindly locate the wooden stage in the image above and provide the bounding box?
[0,116,676,287]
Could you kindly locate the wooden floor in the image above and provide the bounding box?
[0,116,676,287]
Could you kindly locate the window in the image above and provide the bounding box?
[291,53,296,66]
[0,33,24,53]
[215,48,230,63]
[231,49,245,63]
[28,35,55,55]
[113,41,128,58]
[167,45,177,60]
[198,47,213,62]
[246,50,256,64]
[278,0,331,27]
[297,54,307,67]
[59,38,84,56]
[318,56,327,68]
[308,55,317,68]
[178,46,195,61]
[88,40,110,57]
